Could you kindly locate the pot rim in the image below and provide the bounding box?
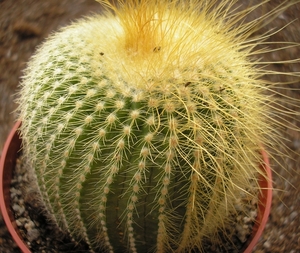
[0,121,30,253]
[242,148,272,253]
[0,121,272,253]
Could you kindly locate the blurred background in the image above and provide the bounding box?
[0,0,299,252]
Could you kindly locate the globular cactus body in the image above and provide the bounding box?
[18,1,278,252]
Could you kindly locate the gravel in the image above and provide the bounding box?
[8,155,91,253]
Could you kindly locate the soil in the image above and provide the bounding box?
[0,0,300,253]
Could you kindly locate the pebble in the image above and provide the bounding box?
[27,228,40,242]
[12,204,25,215]
[263,240,271,249]
[290,211,297,221]
[24,220,35,231]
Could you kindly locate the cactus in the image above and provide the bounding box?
[17,0,299,252]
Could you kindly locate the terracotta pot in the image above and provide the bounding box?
[242,148,272,253]
[0,121,272,253]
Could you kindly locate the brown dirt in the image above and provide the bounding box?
[0,1,299,252]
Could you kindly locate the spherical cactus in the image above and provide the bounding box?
[17,0,291,252]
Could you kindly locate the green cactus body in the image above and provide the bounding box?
[18,1,275,252]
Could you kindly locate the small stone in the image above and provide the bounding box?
[236,224,247,242]
[290,211,297,221]
[16,217,27,228]
[18,175,23,182]
[263,240,271,249]
[243,216,251,223]
[250,210,257,219]
[15,219,22,227]
[12,204,25,215]
[25,220,35,231]
[27,228,40,242]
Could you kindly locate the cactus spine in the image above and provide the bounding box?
[17,0,298,252]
